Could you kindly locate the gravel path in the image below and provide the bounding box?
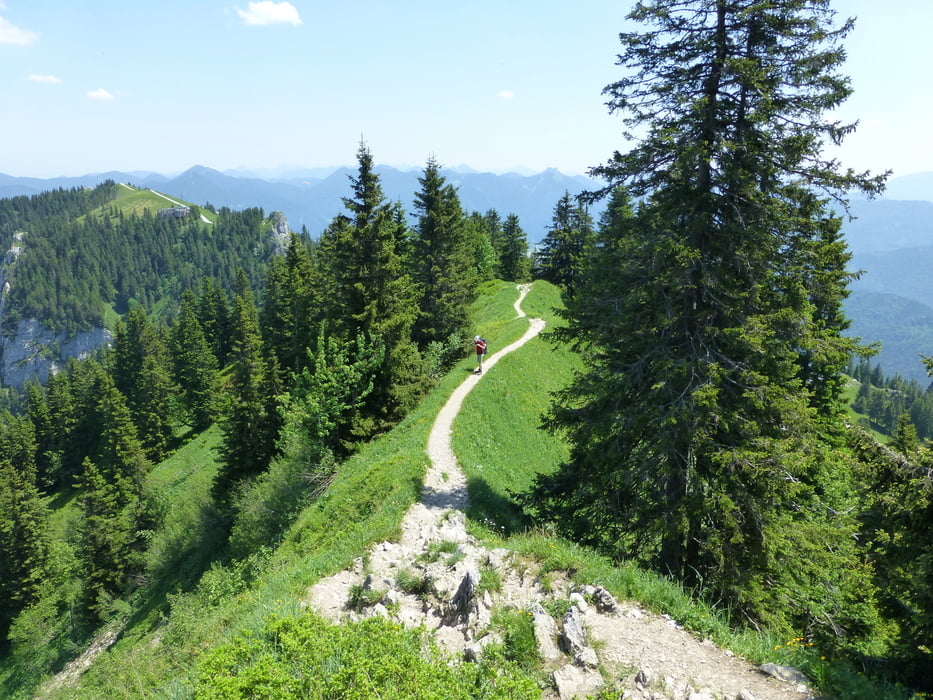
[422,282,544,513]
[306,283,813,700]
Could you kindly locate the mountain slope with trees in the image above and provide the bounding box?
[1,1,932,696]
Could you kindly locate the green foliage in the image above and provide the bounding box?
[849,428,933,685]
[195,613,540,699]
[261,233,320,376]
[395,568,433,597]
[532,192,595,296]
[0,460,51,642]
[489,608,539,672]
[317,142,427,438]
[214,272,283,517]
[532,0,887,652]
[0,280,917,699]
[228,329,384,556]
[411,156,477,350]
[110,306,175,461]
[170,291,220,430]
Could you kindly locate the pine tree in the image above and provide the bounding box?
[498,214,530,282]
[76,377,150,620]
[171,291,220,430]
[533,192,595,297]
[0,460,51,640]
[214,272,282,516]
[531,0,886,640]
[318,142,424,437]
[110,306,174,461]
[411,157,476,348]
[25,380,58,490]
[196,277,232,367]
[228,328,384,555]
[463,211,498,283]
[261,233,320,376]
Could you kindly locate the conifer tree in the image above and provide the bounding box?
[531,0,886,640]
[498,214,530,282]
[171,291,220,430]
[0,459,51,641]
[214,272,282,515]
[482,209,505,268]
[76,377,150,620]
[228,328,383,555]
[25,380,58,490]
[411,157,476,348]
[196,277,232,367]
[261,233,320,375]
[463,212,497,283]
[318,142,424,436]
[110,306,174,461]
[533,192,595,297]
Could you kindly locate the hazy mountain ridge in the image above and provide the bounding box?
[0,165,599,244]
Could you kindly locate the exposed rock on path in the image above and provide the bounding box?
[306,284,813,700]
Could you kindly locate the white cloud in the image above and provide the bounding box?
[0,16,38,45]
[87,88,115,101]
[237,1,302,26]
[29,74,61,84]
[496,90,515,99]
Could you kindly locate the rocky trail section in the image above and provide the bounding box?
[306,284,814,700]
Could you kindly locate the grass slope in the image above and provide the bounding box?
[6,281,913,700]
[102,184,218,224]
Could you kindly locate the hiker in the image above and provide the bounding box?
[473,335,487,374]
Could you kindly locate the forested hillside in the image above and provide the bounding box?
[0,182,278,335]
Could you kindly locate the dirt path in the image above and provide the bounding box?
[422,282,544,513]
[306,284,812,700]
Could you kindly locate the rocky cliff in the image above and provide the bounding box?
[0,231,112,389]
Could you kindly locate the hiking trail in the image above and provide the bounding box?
[306,283,813,700]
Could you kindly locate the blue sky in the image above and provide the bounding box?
[0,1,926,180]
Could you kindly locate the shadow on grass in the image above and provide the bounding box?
[125,501,230,638]
[465,475,531,537]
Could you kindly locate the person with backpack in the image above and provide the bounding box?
[473,335,487,374]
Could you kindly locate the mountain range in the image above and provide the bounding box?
[2,165,933,382]
[0,165,600,246]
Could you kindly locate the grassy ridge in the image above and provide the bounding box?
[453,281,576,534]
[5,280,912,699]
[103,184,218,224]
[16,281,532,698]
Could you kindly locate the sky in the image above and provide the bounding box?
[0,0,928,180]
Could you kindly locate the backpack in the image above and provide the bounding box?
[478,337,488,354]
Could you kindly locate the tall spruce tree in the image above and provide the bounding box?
[411,157,475,348]
[76,377,150,620]
[318,142,423,436]
[110,306,174,461]
[214,271,282,516]
[530,0,886,642]
[497,214,530,282]
[171,291,220,430]
[533,193,594,296]
[0,459,51,642]
[261,233,320,376]
[196,277,232,367]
